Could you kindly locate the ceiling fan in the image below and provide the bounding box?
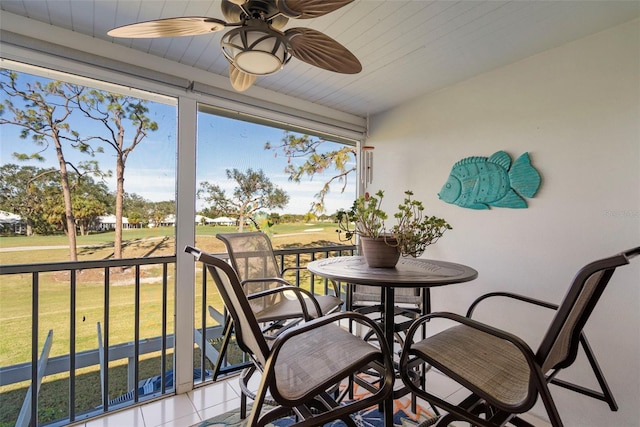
[108,0,362,92]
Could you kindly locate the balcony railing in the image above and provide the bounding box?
[0,244,356,427]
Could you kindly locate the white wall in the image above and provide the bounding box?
[367,19,639,426]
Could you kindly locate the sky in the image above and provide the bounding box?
[0,69,356,215]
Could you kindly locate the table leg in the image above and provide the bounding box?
[382,286,395,427]
[422,287,431,317]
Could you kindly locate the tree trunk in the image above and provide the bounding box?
[55,142,78,261]
[114,157,125,260]
[238,214,245,232]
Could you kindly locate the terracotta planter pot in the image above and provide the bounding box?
[360,236,400,268]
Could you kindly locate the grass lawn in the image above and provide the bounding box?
[0,223,349,425]
[0,226,176,248]
[0,222,343,262]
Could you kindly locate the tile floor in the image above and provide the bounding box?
[73,369,552,427]
[78,377,241,427]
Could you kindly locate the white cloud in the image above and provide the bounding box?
[104,168,177,202]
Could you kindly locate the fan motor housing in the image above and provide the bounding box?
[221,20,292,75]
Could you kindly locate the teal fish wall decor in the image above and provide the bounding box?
[439,151,541,210]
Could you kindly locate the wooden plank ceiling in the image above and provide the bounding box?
[0,0,637,117]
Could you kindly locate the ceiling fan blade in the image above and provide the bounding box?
[229,64,257,92]
[285,28,362,74]
[276,0,354,19]
[220,0,243,24]
[108,17,226,38]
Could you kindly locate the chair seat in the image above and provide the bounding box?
[254,294,343,322]
[273,322,382,403]
[412,324,530,407]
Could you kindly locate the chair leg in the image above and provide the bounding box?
[212,316,233,380]
[537,382,564,427]
[246,378,270,427]
[239,365,256,419]
[549,333,618,411]
[241,389,248,420]
[580,333,618,410]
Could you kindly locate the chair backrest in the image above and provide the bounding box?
[186,246,270,366]
[216,232,281,281]
[539,247,640,373]
[217,232,289,314]
[352,284,421,305]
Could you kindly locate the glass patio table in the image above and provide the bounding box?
[307,255,478,427]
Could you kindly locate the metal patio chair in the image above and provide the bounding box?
[399,246,640,427]
[213,232,344,416]
[211,232,343,379]
[187,246,394,427]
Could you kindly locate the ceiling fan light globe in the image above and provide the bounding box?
[235,51,282,75]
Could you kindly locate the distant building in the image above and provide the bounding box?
[97,215,132,230]
[0,210,25,234]
[210,216,236,226]
[152,214,175,228]
[195,215,214,225]
[150,215,223,227]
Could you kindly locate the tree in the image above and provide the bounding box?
[265,131,356,214]
[150,200,175,228]
[127,211,144,228]
[40,194,66,233]
[198,168,289,232]
[199,206,227,220]
[123,192,152,227]
[197,182,231,218]
[76,91,158,259]
[303,212,317,223]
[0,164,110,236]
[0,164,58,235]
[11,170,110,236]
[0,71,104,259]
[71,176,111,235]
[268,212,281,224]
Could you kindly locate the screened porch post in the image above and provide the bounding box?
[174,96,197,394]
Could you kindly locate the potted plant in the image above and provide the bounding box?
[336,190,452,267]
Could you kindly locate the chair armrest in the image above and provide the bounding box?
[245,285,322,321]
[282,265,306,275]
[277,311,389,341]
[241,277,292,287]
[467,291,558,318]
[403,312,542,378]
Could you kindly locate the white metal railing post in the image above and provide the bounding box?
[174,95,197,394]
[16,330,53,427]
[97,322,105,402]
